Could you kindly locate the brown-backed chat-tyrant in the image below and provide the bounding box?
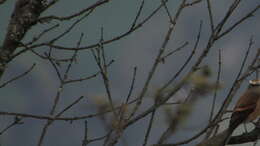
[197,79,260,146]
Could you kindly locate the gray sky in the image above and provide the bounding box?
[0,0,260,146]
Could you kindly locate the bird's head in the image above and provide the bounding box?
[249,79,260,88]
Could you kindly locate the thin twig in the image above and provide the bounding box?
[125,67,137,103]
[205,48,222,139]
[129,0,188,119]
[159,41,188,63]
[216,4,260,40]
[38,0,110,22]
[0,116,23,136]
[0,97,139,121]
[142,110,156,146]
[82,120,88,146]
[0,63,36,88]
[28,0,170,51]
[130,0,145,30]
[212,37,255,133]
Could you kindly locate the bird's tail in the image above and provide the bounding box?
[221,128,235,146]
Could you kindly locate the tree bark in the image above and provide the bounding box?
[0,0,45,80]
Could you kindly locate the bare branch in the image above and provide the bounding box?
[0,63,36,88]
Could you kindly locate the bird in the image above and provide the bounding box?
[197,79,260,146]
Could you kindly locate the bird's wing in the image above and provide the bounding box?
[234,90,259,111]
[247,97,260,121]
[234,103,256,112]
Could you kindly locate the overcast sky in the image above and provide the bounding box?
[0,0,260,146]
